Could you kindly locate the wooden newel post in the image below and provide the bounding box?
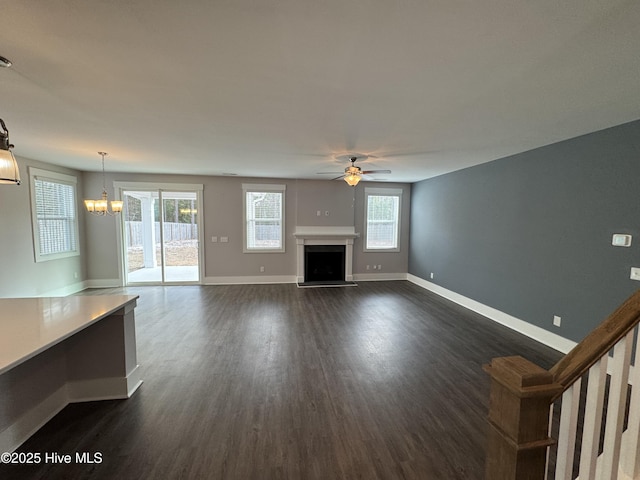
[483,356,563,480]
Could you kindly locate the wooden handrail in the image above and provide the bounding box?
[549,289,640,398]
[484,289,640,479]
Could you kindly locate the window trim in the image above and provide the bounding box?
[29,167,80,262]
[242,183,286,253]
[363,187,402,253]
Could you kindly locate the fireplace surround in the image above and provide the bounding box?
[294,226,359,285]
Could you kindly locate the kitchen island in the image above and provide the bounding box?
[0,295,140,453]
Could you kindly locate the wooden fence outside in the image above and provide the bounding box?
[125,221,198,247]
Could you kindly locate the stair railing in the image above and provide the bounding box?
[484,289,640,480]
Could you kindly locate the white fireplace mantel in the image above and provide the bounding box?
[294,227,359,283]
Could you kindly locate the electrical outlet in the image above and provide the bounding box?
[211,236,218,243]
[366,265,370,270]
[260,266,265,273]
[430,272,434,279]
[316,210,321,216]
[377,264,382,270]
[553,315,561,327]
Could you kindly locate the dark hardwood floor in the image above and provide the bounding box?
[0,281,561,479]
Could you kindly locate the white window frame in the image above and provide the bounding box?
[242,183,286,253]
[29,167,80,262]
[364,187,402,252]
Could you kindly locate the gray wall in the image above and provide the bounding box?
[82,172,411,282]
[409,119,640,342]
[0,155,87,297]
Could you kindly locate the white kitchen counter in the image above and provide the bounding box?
[0,295,138,374]
[0,295,141,452]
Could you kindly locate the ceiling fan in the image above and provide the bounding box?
[317,155,391,186]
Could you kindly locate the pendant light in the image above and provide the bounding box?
[84,152,123,215]
[0,118,21,185]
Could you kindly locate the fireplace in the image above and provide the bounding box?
[304,245,345,283]
[294,226,359,285]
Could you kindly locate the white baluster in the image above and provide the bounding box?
[601,332,633,479]
[619,326,640,479]
[556,378,582,479]
[578,356,608,480]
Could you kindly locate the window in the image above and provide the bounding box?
[29,168,79,262]
[243,184,286,252]
[364,187,402,251]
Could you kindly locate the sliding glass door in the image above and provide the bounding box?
[120,186,202,285]
[161,191,199,282]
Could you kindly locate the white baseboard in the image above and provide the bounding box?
[203,274,408,285]
[85,279,123,289]
[2,368,143,453]
[67,378,128,402]
[68,365,142,402]
[39,281,88,297]
[353,273,408,281]
[203,275,297,285]
[126,365,143,397]
[0,386,68,454]
[407,274,576,354]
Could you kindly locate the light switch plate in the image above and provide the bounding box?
[613,234,632,247]
[631,267,640,281]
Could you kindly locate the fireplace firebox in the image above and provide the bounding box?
[304,245,345,283]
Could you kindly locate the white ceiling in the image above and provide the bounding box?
[1,0,639,183]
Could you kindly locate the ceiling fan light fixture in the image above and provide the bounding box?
[343,157,362,186]
[344,173,361,186]
[316,154,390,185]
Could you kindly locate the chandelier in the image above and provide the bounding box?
[84,152,123,215]
[0,118,21,185]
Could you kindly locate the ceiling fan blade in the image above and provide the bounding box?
[331,175,345,181]
[316,171,344,175]
[361,169,391,174]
